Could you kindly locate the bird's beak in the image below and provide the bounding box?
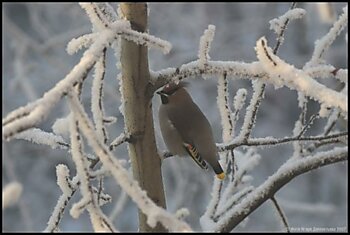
[156,90,168,97]
[157,90,169,104]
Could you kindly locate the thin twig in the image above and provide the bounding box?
[109,132,130,151]
[271,196,290,233]
[216,147,348,232]
[273,2,297,54]
[238,2,297,142]
[218,132,348,151]
[297,114,319,138]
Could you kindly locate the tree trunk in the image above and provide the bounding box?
[119,3,167,232]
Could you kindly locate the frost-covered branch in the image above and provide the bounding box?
[269,3,301,54]
[217,131,348,151]
[215,147,348,232]
[46,160,118,232]
[199,5,347,231]
[231,88,247,138]
[305,6,348,68]
[2,29,114,140]
[201,148,261,231]
[237,80,265,142]
[204,73,234,221]
[305,65,348,84]
[68,101,116,232]
[150,57,346,116]
[217,73,234,142]
[255,37,347,114]
[3,3,347,232]
[91,48,108,144]
[3,15,172,141]
[80,3,113,30]
[13,128,70,150]
[67,90,191,231]
[270,196,290,232]
[198,25,216,66]
[109,132,130,151]
[45,166,80,232]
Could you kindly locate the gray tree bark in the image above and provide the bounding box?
[120,3,167,232]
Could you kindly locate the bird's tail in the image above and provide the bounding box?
[213,163,225,180]
[183,143,225,180]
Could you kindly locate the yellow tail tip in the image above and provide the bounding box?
[216,172,225,180]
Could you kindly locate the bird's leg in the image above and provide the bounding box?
[158,150,174,160]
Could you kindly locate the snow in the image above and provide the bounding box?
[67,33,97,55]
[175,208,190,220]
[255,37,347,114]
[220,150,260,203]
[324,109,340,133]
[233,89,247,112]
[91,50,107,143]
[214,146,348,232]
[304,65,348,84]
[80,3,112,31]
[120,27,172,54]
[305,6,348,68]
[52,116,71,138]
[198,25,216,66]
[13,128,69,150]
[94,3,118,23]
[45,174,80,232]
[109,133,128,150]
[68,90,192,231]
[217,74,233,142]
[70,196,90,219]
[3,28,117,140]
[297,92,306,109]
[56,164,73,196]
[269,8,306,36]
[199,215,216,232]
[319,104,332,118]
[3,3,347,233]
[68,100,117,232]
[292,120,303,158]
[237,80,264,142]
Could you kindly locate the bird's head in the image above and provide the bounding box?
[156,81,189,104]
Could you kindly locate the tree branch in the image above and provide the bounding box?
[218,131,348,151]
[119,3,168,232]
[215,147,348,232]
[271,196,290,232]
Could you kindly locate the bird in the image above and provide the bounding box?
[157,82,225,180]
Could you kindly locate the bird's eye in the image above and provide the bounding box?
[160,94,169,104]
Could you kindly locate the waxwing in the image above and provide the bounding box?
[157,82,225,180]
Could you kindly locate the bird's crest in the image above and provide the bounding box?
[161,81,189,95]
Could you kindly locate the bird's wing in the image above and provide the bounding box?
[183,143,209,170]
[166,101,213,170]
[166,100,212,144]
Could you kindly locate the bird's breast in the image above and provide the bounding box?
[159,112,188,157]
